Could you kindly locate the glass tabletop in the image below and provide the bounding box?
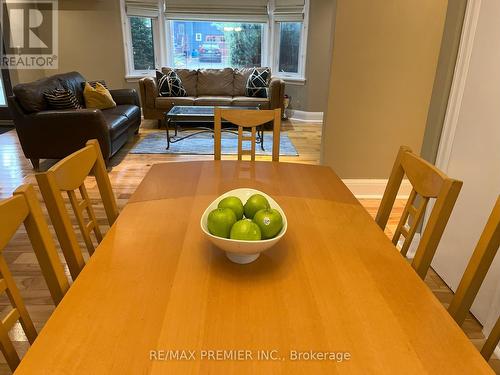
[166,106,259,117]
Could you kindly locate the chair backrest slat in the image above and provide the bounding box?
[13,185,69,304]
[52,146,97,191]
[0,184,70,371]
[36,139,118,280]
[0,196,28,250]
[444,196,500,361]
[214,108,281,162]
[376,146,463,279]
[448,197,500,326]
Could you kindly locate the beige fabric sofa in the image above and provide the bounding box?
[139,67,285,120]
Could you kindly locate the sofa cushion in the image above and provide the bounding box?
[155,96,196,109]
[231,96,270,109]
[197,68,234,96]
[161,68,198,97]
[234,67,270,96]
[102,111,129,140]
[194,96,232,106]
[105,104,140,120]
[13,76,63,113]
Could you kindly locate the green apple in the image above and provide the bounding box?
[253,208,283,239]
[230,219,262,241]
[218,196,244,220]
[244,194,270,219]
[207,208,237,238]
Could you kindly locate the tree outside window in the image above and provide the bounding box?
[278,22,302,74]
[130,16,155,71]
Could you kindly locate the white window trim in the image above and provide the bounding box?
[121,0,163,81]
[271,0,309,83]
[120,0,309,83]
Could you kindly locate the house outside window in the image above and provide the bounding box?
[170,21,264,70]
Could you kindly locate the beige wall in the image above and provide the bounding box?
[12,0,129,89]
[285,0,336,112]
[321,0,448,178]
[10,0,334,112]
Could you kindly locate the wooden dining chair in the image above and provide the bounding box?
[214,108,281,161]
[447,196,500,360]
[375,146,463,279]
[36,139,119,281]
[0,184,71,371]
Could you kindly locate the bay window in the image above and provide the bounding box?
[121,0,309,82]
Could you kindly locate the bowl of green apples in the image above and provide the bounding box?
[200,188,287,264]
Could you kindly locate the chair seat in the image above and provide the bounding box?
[232,96,270,109]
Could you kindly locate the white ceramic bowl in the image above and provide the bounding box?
[200,188,288,264]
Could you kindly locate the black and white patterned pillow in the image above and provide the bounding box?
[245,68,270,98]
[44,89,83,110]
[156,70,187,97]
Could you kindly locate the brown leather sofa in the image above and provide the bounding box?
[8,71,141,169]
[139,67,285,121]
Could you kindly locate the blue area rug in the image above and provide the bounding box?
[130,131,299,156]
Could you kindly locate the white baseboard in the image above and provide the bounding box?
[286,109,323,123]
[342,179,412,199]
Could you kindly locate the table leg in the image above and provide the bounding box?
[166,117,171,150]
[259,126,265,151]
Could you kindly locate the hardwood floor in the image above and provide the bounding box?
[0,120,497,373]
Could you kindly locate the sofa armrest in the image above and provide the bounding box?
[269,77,285,115]
[109,89,139,107]
[139,77,158,110]
[18,109,111,161]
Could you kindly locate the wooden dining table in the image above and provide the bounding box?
[15,161,493,374]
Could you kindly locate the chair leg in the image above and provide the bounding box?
[29,158,40,171]
[481,316,500,360]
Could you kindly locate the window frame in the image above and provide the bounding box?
[272,20,306,81]
[120,1,163,80]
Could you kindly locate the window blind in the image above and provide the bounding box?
[125,0,159,18]
[274,0,305,22]
[165,0,269,22]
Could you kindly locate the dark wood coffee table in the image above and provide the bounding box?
[164,105,262,150]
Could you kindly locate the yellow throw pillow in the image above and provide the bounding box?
[83,82,116,109]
